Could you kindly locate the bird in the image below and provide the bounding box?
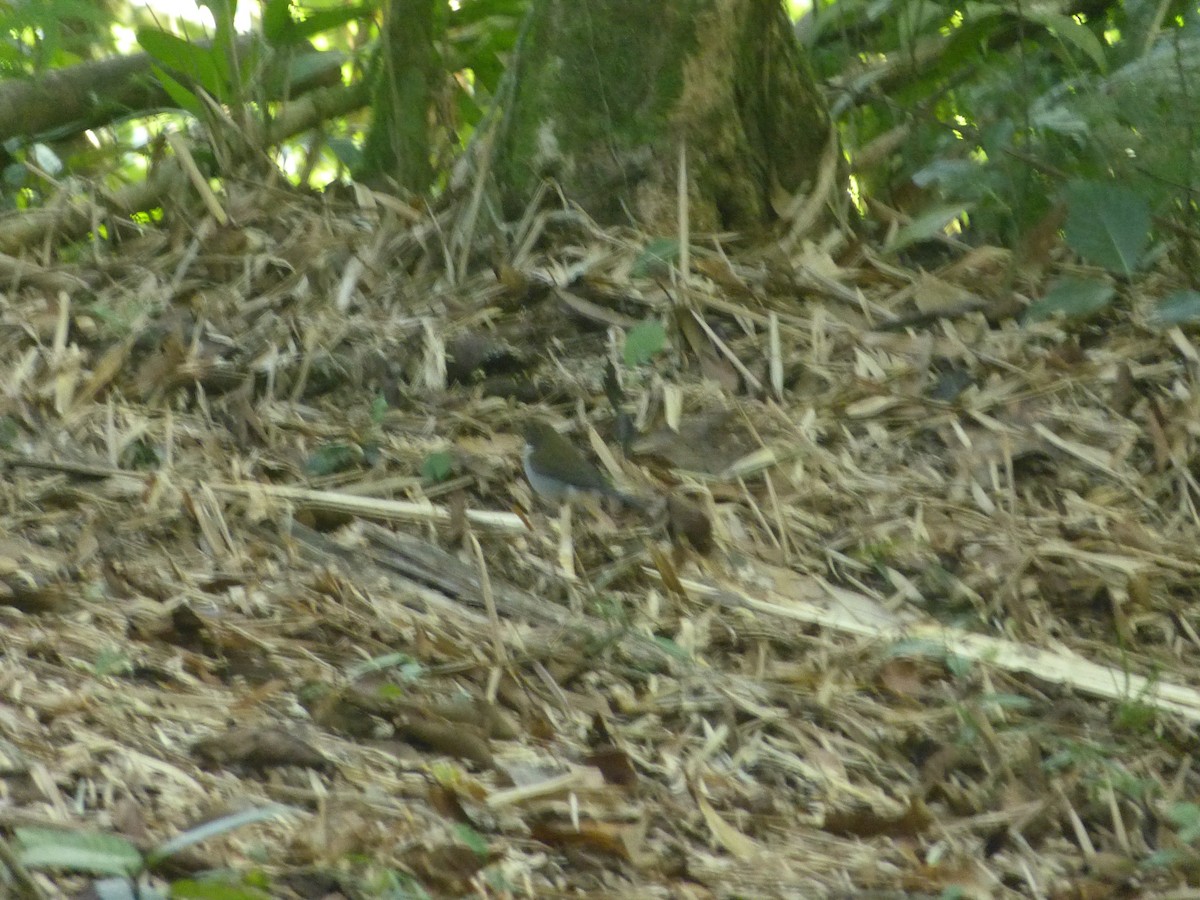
[522,420,646,509]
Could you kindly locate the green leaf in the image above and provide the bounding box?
[1019,9,1107,71]
[150,65,205,118]
[1167,802,1200,843]
[945,654,972,678]
[369,394,388,424]
[146,805,299,867]
[327,137,363,171]
[168,877,272,899]
[449,0,529,26]
[883,205,969,255]
[1023,277,1115,324]
[1030,104,1090,135]
[880,639,950,660]
[631,238,679,277]
[138,29,228,101]
[304,443,361,476]
[265,3,373,45]
[1064,181,1150,276]
[453,823,490,857]
[16,827,144,877]
[93,877,166,900]
[0,414,19,449]
[420,450,455,483]
[198,0,239,38]
[978,692,1034,712]
[346,652,425,682]
[651,635,692,661]
[261,0,294,45]
[1149,290,1200,327]
[94,647,132,677]
[623,321,667,368]
[911,158,977,189]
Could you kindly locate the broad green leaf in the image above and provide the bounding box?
[1020,9,1107,71]
[3,161,26,187]
[261,0,293,45]
[651,634,691,661]
[16,827,143,877]
[1064,181,1150,276]
[1150,290,1200,327]
[304,443,361,476]
[265,3,373,46]
[346,651,425,682]
[93,646,132,676]
[0,414,18,449]
[883,205,968,255]
[370,394,388,424]
[623,321,667,367]
[326,137,363,171]
[454,823,490,857]
[198,0,238,64]
[146,805,299,867]
[268,49,346,92]
[449,0,529,26]
[150,65,204,118]
[1167,802,1200,842]
[421,450,455,483]
[911,159,977,189]
[30,142,62,175]
[631,238,679,277]
[91,877,166,900]
[977,692,1034,711]
[1023,276,1115,324]
[138,29,228,101]
[880,639,950,660]
[1030,104,1089,135]
[168,878,271,899]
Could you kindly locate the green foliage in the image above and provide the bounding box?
[631,237,680,277]
[623,321,667,368]
[1151,289,1200,326]
[806,0,1200,250]
[883,204,969,255]
[92,646,133,677]
[453,822,490,857]
[1169,802,1200,844]
[0,415,18,449]
[14,806,298,897]
[2,0,526,199]
[358,0,527,186]
[345,651,425,682]
[370,394,389,424]
[1145,802,1200,869]
[1023,276,1116,324]
[304,442,364,475]
[168,880,272,899]
[1063,181,1151,276]
[445,0,528,99]
[420,449,455,482]
[262,0,371,47]
[15,827,144,878]
[0,0,116,73]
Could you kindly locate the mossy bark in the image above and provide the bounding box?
[491,0,833,232]
[360,0,436,193]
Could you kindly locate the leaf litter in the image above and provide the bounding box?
[0,178,1198,898]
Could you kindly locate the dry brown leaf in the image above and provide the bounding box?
[191,725,332,772]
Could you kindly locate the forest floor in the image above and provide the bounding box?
[2,176,1200,899]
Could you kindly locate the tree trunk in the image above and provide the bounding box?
[360,0,438,193]
[489,0,834,232]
